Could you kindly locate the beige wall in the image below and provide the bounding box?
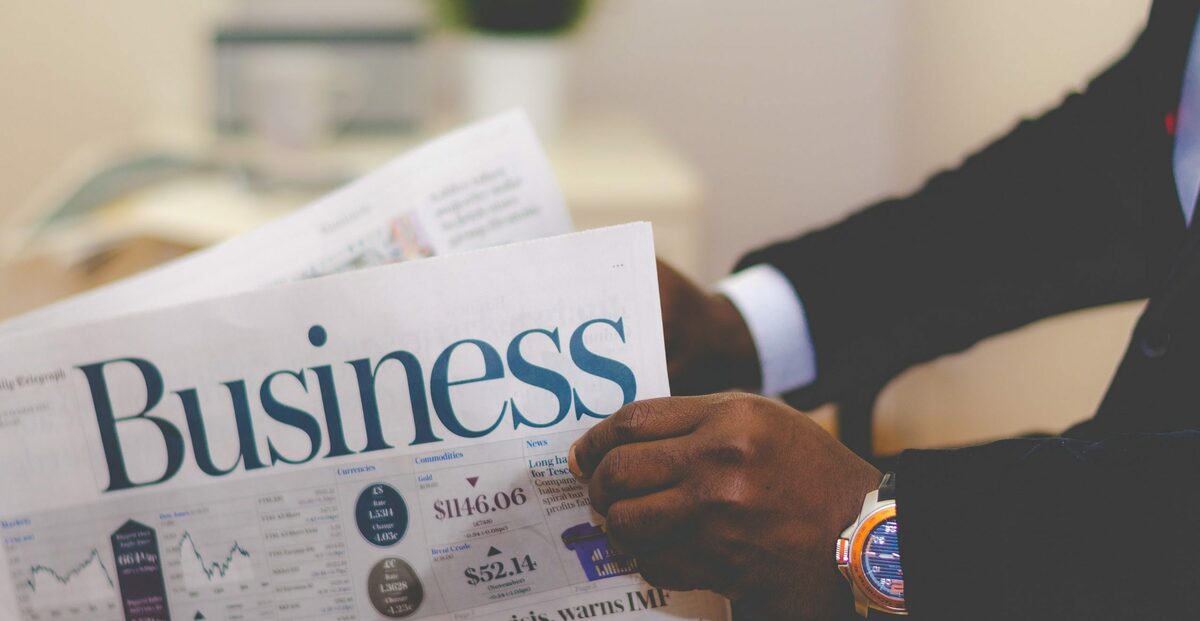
[574,0,905,278]
[0,1,1161,449]
[0,1,230,216]
[894,1,1152,188]
[574,0,1152,276]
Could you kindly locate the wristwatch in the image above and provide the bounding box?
[836,472,906,617]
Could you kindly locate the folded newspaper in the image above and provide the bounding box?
[0,115,731,621]
[0,111,574,335]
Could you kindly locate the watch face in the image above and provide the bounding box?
[861,516,904,600]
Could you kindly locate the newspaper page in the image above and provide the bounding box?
[0,223,730,621]
[0,111,573,336]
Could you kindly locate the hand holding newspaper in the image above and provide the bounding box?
[0,116,730,621]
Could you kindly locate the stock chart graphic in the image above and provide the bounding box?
[6,532,123,621]
[174,531,255,591]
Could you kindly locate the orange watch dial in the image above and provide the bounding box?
[848,505,905,613]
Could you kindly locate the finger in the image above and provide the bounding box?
[609,493,742,597]
[570,397,708,479]
[604,488,699,555]
[588,438,690,514]
[634,546,714,593]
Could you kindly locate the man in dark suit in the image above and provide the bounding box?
[568,2,1200,619]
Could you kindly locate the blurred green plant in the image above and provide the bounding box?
[435,0,591,35]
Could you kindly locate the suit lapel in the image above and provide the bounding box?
[1108,1,1198,283]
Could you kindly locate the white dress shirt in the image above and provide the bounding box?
[722,15,1200,397]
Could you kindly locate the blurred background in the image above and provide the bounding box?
[0,0,1155,453]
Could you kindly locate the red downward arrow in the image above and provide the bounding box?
[466,477,479,488]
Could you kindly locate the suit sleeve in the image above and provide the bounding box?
[736,27,1185,410]
[896,431,1200,620]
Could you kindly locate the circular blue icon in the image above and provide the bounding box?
[308,325,328,347]
[355,483,408,547]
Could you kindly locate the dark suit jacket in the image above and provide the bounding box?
[737,2,1200,619]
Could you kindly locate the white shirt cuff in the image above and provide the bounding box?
[718,264,818,396]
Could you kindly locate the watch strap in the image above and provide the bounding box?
[878,472,896,502]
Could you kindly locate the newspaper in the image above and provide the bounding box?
[0,111,574,336]
[0,223,730,621]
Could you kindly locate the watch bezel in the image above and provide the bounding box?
[848,504,906,614]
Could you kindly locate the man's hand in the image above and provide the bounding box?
[657,261,760,395]
[569,393,882,620]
